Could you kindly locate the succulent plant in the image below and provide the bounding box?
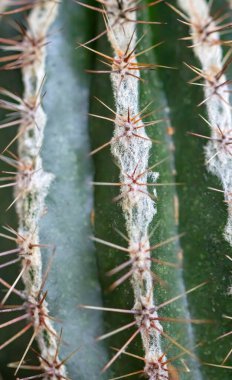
[0,1,231,380]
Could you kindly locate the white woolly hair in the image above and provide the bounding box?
[105,1,167,378]
[14,1,67,376]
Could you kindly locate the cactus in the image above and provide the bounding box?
[0,1,231,380]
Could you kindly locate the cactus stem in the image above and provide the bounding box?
[0,1,69,377]
[176,0,232,245]
[91,29,166,380]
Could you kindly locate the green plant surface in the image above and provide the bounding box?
[39,2,110,379]
[147,1,231,379]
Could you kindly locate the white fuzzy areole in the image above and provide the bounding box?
[14,1,67,377]
[178,0,232,246]
[106,1,167,378]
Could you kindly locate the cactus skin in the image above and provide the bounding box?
[177,0,232,246]
[40,2,110,378]
[0,1,231,380]
[150,1,231,379]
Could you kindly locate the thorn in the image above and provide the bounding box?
[91,236,130,253]
[110,347,145,362]
[215,331,232,341]
[0,314,29,329]
[203,362,232,369]
[108,370,144,380]
[96,321,136,341]
[221,348,232,365]
[14,329,38,375]
[79,305,135,314]
[101,328,141,372]
[1,261,30,304]
[0,322,33,350]
[149,233,185,252]
[157,281,207,310]
[107,269,134,292]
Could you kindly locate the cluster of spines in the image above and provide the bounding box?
[0,1,69,379]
